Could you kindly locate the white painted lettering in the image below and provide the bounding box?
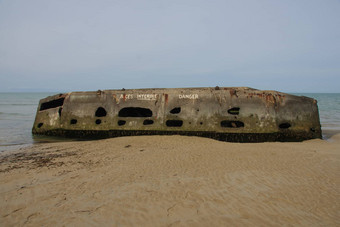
[137,94,158,100]
[178,94,199,99]
[119,94,133,100]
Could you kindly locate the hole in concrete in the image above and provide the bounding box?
[40,98,65,111]
[221,120,244,128]
[143,119,154,125]
[170,107,181,114]
[119,107,152,117]
[118,120,126,126]
[70,119,77,125]
[166,120,183,127]
[95,119,101,125]
[200,122,203,125]
[228,107,240,115]
[58,107,63,117]
[95,107,107,117]
[279,123,291,129]
[37,123,43,128]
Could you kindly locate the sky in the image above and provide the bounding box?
[0,0,339,93]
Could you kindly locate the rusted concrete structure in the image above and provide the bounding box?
[32,87,322,142]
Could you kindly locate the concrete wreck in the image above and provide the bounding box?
[32,87,322,142]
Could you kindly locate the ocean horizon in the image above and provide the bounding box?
[1,92,340,152]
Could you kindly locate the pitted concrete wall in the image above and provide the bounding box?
[32,87,322,142]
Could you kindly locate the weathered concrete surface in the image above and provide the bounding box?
[32,87,322,142]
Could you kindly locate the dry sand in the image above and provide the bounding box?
[1,135,339,226]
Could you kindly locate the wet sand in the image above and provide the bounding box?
[1,135,339,226]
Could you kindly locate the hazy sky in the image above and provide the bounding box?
[0,0,339,93]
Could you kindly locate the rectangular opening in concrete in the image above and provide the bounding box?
[118,120,126,126]
[40,98,65,111]
[279,123,291,129]
[143,119,154,125]
[170,107,181,114]
[119,107,152,117]
[228,107,240,115]
[166,120,183,127]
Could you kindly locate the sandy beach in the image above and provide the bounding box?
[1,135,339,226]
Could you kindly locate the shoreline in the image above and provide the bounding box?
[1,134,339,226]
[322,129,340,140]
[1,128,339,154]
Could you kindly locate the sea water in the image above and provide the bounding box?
[0,93,55,152]
[0,92,339,152]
